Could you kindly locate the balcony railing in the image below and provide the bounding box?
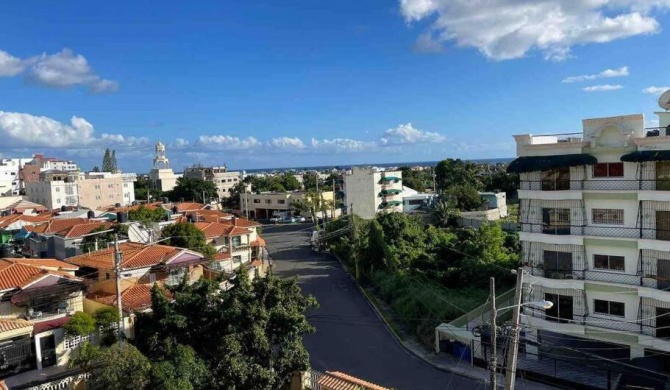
[645,127,670,137]
[520,223,670,240]
[521,179,670,191]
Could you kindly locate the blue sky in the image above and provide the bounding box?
[0,1,669,172]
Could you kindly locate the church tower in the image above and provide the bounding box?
[153,141,170,169]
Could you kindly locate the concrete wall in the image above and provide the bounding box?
[26,181,78,210]
[344,168,402,219]
[78,176,124,209]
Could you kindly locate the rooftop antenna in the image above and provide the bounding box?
[659,89,670,111]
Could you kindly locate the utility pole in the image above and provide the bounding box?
[504,268,524,390]
[489,277,497,390]
[350,203,359,280]
[331,176,336,221]
[245,191,249,219]
[431,167,437,193]
[113,234,125,347]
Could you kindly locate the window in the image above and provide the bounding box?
[541,167,570,191]
[232,236,241,247]
[543,251,572,278]
[124,183,128,188]
[56,198,61,203]
[95,185,100,189]
[594,299,625,317]
[253,199,260,204]
[542,208,571,235]
[64,334,91,350]
[594,162,624,177]
[408,199,424,205]
[233,255,242,263]
[545,293,573,323]
[278,199,286,204]
[265,199,272,204]
[594,254,625,271]
[55,187,60,192]
[592,209,624,225]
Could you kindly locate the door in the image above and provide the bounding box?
[656,211,670,241]
[39,335,56,368]
[658,259,670,290]
[656,162,670,191]
[657,308,670,339]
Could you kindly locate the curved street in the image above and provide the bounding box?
[263,224,482,390]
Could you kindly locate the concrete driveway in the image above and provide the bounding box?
[263,224,483,390]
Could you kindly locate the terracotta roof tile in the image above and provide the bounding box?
[88,284,171,313]
[0,319,32,333]
[66,242,201,271]
[213,252,231,260]
[220,217,261,228]
[32,218,91,235]
[7,258,79,271]
[59,221,113,238]
[0,260,46,291]
[174,202,205,212]
[318,372,390,390]
[192,222,252,239]
[0,214,52,229]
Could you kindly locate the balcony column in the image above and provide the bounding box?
[34,333,43,371]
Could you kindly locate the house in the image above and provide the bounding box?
[193,221,254,268]
[28,219,113,260]
[183,166,242,199]
[65,242,205,287]
[240,191,335,220]
[85,281,171,340]
[0,258,86,376]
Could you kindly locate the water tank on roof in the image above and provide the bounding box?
[0,210,8,217]
[0,245,13,258]
[60,205,67,212]
[115,203,121,208]
[187,214,195,223]
[87,210,95,219]
[179,198,185,203]
[117,212,128,223]
[132,200,138,206]
[172,206,178,214]
[162,197,169,204]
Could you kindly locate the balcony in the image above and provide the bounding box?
[644,127,670,137]
[521,179,670,191]
[378,200,402,209]
[378,189,402,197]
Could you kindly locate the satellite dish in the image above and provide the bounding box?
[659,89,670,111]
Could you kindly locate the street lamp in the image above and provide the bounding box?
[497,300,553,313]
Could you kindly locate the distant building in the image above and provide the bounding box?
[402,193,438,214]
[479,191,508,218]
[343,167,403,219]
[149,141,178,192]
[183,166,242,199]
[0,158,33,196]
[240,191,334,220]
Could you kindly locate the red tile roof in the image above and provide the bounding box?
[31,218,91,234]
[66,242,200,271]
[0,259,81,291]
[220,217,261,228]
[88,284,171,313]
[193,222,252,239]
[174,202,205,212]
[213,252,231,260]
[4,258,79,271]
[317,372,390,390]
[59,221,114,238]
[0,319,32,333]
[250,260,262,268]
[0,214,52,229]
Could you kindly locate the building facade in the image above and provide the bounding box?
[511,108,670,371]
[240,191,334,220]
[343,167,403,219]
[183,166,241,199]
[0,158,32,196]
[149,142,178,192]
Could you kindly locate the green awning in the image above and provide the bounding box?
[379,200,402,209]
[379,189,402,196]
[620,150,670,163]
[507,154,598,174]
[379,176,401,183]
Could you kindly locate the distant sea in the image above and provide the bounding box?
[239,157,513,173]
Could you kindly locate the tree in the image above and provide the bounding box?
[279,173,301,191]
[483,171,520,199]
[400,167,427,192]
[222,181,247,210]
[93,343,151,390]
[434,159,483,191]
[92,166,100,173]
[63,312,96,336]
[444,184,487,212]
[80,224,129,253]
[161,223,216,259]
[170,177,217,203]
[102,148,115,173]
[111,150,118,173]
[68,341,101,373]
[135,176,163,202]
[138,272,317,390]
[433,197,459,227]
[94,306,121,346]
[302,172,321,191]
[292,191,332,227]
[148,344,211,390]
[128,206,168,227]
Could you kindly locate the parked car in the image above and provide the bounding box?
[296,216,306,222]
[281,216,296,224]
[270,217,281,224]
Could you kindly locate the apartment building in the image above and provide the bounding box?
[343,167,403,219]
[183,166,241,199]
[511,105,670,371]
[0,158,32,196]
[25,171,136,210]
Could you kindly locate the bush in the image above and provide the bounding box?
[63,312,96,336]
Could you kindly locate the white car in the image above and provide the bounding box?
[296,216,306,222]
[269,217,281,224]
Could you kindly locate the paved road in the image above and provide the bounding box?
[263,224,483,390]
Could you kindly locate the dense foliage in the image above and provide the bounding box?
[328,211,519,342]
[246,173,301,192]
[128,205,168,226]
[161,222,216,259]
[102,148,118,173]
[80,224,129,253]
[135,176,164,202]
[134,271,317,389]
[168,177,218,203]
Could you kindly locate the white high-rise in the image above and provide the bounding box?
[512,92,670,370]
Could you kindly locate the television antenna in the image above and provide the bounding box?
[659,89,670,111]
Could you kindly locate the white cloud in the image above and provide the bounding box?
[196,135,262,150]
[583,84,623,92]
[0,50,24,77]
[268,137,306,149]
[380,123,445,145]
[310,138,376,153]
[642,86,670,95]
[0,111,139,148]
[399,1,664,61]
[0,48,118,93]
[562,66,629,83]
[412,33,445,53]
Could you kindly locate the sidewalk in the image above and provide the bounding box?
[329,252,557,390]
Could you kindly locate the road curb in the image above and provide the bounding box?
[327,252,487,384]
